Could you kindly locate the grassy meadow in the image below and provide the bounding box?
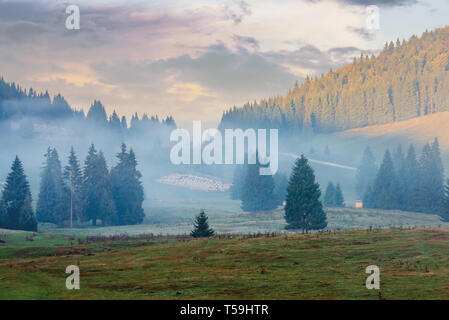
[2,226,449,299]
[40,207,448,236]
[1,206,448,300]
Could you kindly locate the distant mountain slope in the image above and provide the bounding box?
[0,77,176,134]
[0,78,79,121]
[337,111,449,152]
[219,26,449,133]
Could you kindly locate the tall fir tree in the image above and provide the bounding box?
[241,155,278,212]
[36,148,56,223]
[82,145,98,225]
[109,110,122,133]
[365,150,400,210]
[334,184,345,208]
[0,156,37,231]
[440,179,449,222]
[402,144,421,211]
[86,100,108,127]
[110,143,145,225]
[96,151,118,226]
[363,184,374,208]
[430,138,445,212]
[284,155,327,232]
[392,144,405,173]
[229,165,246,200]
[417,143,433,212]
[417,140,444,213]
[356,146,377,198]
[36,148,69,225]
[63,147,84,227]
[392,144,406,208]
[191,209,215,238]
[83,144,117,226]
[323,182,336,207]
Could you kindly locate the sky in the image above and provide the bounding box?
[1,0,448,126]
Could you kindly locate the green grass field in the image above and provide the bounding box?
[40,207,448,236]
[2,222,449,299]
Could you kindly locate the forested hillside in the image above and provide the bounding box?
[219,27,449,133]
[0,78,80,121]
[0,77,176,136]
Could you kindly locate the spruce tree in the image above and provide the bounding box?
[356,147,377,198]
[241,156,278,212]
[110,144,145,225]
[323,182,336,207]
[402,145,421,211]
[417,143,433,212]
[36,148,56,223]
[334,184,345,207]
[0,156,37,231]
[83,145,100,225]
[36,148,69,225]
[86,100,108,127]
[96,152,118,226]
[440,179,449,222]
[392,144,405,173]
[229,165,246,200]
[284,155,327,232]
[417,140,444,213]
[63,147,84,227]
[83,145,117,226]
[363,184,374,208]
[121,116,128,130]
[393,144,406,208]
[365,150,400,210]
[191,209,215,238]
[430,138,445,212]
[109,110,122,133]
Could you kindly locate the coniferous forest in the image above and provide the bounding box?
[0,84,176,137]
[219,27,449,134]
[0,143,144,230]
[361,138,445,216]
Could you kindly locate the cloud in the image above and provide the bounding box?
[0,0,213,52]
[306,0,417,7]
[0,0,58,23]
[347,26,376,41]
[5,21,47,42]
[232,34,260,50]
[339,0,417,6]
[88,43,301,123]
[224,0,252,24]
[166,82,216,102]
[264,44,375,77]
[94,43,297,97]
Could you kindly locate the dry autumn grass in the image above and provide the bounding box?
[2,226,449,299]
